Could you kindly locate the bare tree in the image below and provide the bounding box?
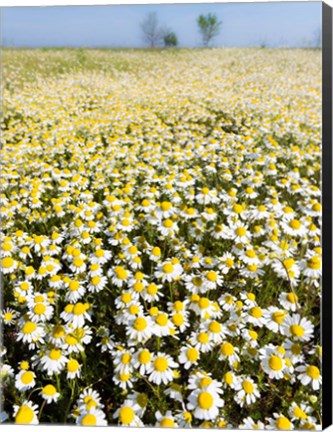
[140,12,163,48]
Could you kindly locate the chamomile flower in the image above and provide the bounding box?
[187,388,224,420]
[76,407,108,426]
[296,364,322,390]
[282,314,314,341]
[1,308,18,325]
[148,353,178,385]
[155,410,179,427]
[267,413,293,430]
[39,348,68,376]
[15,369,36,391]
[279,292,300,312]
[13,401,39,425]
[17,320,45,349]
[40,384,60,404]
[260,346,286,379]
[113,401,143,426]
[178,345,200,369]
[155,260,183,283]
[240,416,265,429]
[67,358,82,379]
[264,307,288,333]
[235,377,260,407]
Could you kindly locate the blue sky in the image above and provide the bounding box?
[1,2,322,48]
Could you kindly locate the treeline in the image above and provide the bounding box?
[140,12,222,48]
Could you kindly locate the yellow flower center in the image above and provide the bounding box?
[290,324,305,337]
[2,257,14,268]
[73,303,86,315]
[156,313,168,326]
[133,317,147,331]
[172,313,184,326]
[49,349,62,360]
[198,298,210,309]
[187,348,199,362]
[73,258,84,268]
[293,406,307,419]
[307,256,321,270]
[283,258,295,270]
[221,342,234,356]
[115,267,128,280]
[121,293,132,303]
[52,325,65,339]
[306,365,320,379]
[82,414,97,426]
[162,263,174,274]
[119,407,135,425]
[33,303,46,315]
[287,292,298,303]
[272,311,286,324]
[224,371,233,385]
[138,350,151,364]
[154,357,168,372]
[235,227,246,237]
[160,418,175,427]
[15,405,34,424]
[289,219,301,230]
[197,391,214,409]
[121,353,132,364]
[22,321,37,334]
[91,276,101,286]
[95,249,104,258]
[209,321,221,333]
[232,204,243,214]
[147,284,158,295]
[67,359,79,372]
[4,312,13,321]
[198,332,209,344]
[242,380,254,394]
[269,355,283,371]
[163,219,173,228]
[276,417,291,430]
[250,307,262,318]
[152,247,161,257]
[43,384,57,396]
[21,371,34,384]
[245,250,256,258]
[206,271,217,282]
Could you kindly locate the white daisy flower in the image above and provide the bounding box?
[76,407,108,426]
[39,348,68,376]
[147,353,178,385]
[15,369,36,391]
[13,401,39,425]
[296,364,322,390]
[187,388,224,420]
[234,377,260,407]
[113,400,143,426]
[178,345,200,369]
[282,314,314,341]
[40,384,60,404]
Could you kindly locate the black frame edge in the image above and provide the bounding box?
[322,1,333,430]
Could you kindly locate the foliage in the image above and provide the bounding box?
[197,13,222,47]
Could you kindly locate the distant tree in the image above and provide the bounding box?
[197,13,222,47]
[313,27,322,48]
[163,29,178,47]
[140,12,163,48]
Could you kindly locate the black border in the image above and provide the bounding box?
[322,1,333,429]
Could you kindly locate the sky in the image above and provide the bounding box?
[1,2,322,48]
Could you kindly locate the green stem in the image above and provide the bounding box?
[38,400,46,421]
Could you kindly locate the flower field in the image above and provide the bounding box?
[1,48,322,428]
